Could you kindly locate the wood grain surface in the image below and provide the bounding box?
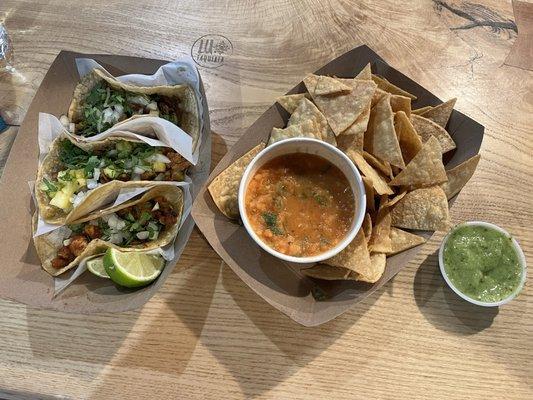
[0,1,531,399]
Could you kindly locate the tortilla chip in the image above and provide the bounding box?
[441,154,481,199]
[368,197,393,253]
[307,78,376,135]
[381,191,406,208]
[390,95,411,117]
[391,186,450,231]
[371,88,387,107]
[346,149,394,195]
[387,227,426,255]
[420,98,456,128]
[363,253,387,283]
[363,212,372,240]
[208,143,265,219]
[395,111,423,164]
[412,106,432,115]
[410,114,456,153]
[356,63,372,80]
[301,264,354,280]
[389,136,447,187]
[337,133,362,152]
[289,98,336,145]
[362,151,393,179]
[313,75,352,96]
[324,229,373,278]
[276,93,309,114]
[268,120,320,145]
[336,103,371,151]
[362,176,375,212]
[371,74,417,100]
[365,93,405,168]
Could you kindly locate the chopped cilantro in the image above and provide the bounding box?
[262,212,284,235]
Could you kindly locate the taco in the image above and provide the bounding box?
[33,185,183,276]
[66,68,200,149]
[36,134,190,225]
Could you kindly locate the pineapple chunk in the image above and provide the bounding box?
[153,162,166,172]
[50,191,72,211]
[62,181,79,196]
[77,178,87,187]
[74,169,85,179]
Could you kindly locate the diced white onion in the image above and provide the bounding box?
[102,108,115,124]
[107,214,123,229]
[69,123,76,133]
[152,202,159,211]
[72,191,87,207]
[86,179,98,189]
[102,212,116,224]
[136,231,149,240]
[109,233,124,244]
[115,219,126,231]
[147,153,171,163]
[114,104,124,117]
[93,168,101,181]
[146,101,158,111]
[63,238,72,246]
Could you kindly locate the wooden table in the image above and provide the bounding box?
[0,1,531,399]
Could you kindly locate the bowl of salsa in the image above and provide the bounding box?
[439,221,526,307]
[238,138,366,264]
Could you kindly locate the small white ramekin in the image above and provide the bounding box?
[438,221,527,307]
[238,138,366,264]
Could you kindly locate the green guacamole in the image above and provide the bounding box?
[443,225,523,303]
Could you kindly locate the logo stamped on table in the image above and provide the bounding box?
[191,34,233,68]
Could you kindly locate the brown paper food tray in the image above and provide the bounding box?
[0,51,210,313]
[192,45,484,327]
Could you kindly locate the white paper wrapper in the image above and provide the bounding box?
[74,57,205,164]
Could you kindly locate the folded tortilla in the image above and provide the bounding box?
[68,68,200,151]
[35,134,187,225]
[33,185,183,276]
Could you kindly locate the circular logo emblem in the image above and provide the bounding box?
[191,34,233,68]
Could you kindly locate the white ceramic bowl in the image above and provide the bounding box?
[438,221,527,307]
[238,138,366,264]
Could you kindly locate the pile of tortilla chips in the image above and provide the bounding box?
[208,63,481,284]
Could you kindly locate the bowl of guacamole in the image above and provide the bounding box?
[439,221,526,306]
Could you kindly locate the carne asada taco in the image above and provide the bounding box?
[33,185,183,276]
[36,134,190,225]
[66,68,200,150]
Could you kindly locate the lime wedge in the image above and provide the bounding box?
[87,256,110,278]
[103,248,165,288]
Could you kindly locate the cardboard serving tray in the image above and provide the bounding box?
[192,45,484,327]
[0,51,210,313]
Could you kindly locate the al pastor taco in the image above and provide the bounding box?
[33,185,183,276]
[66,68,200,150]
[36,135,190,224]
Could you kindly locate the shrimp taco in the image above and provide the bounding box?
[66,68,200,150]
[33,185,183,276]
[36,134,190,225]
